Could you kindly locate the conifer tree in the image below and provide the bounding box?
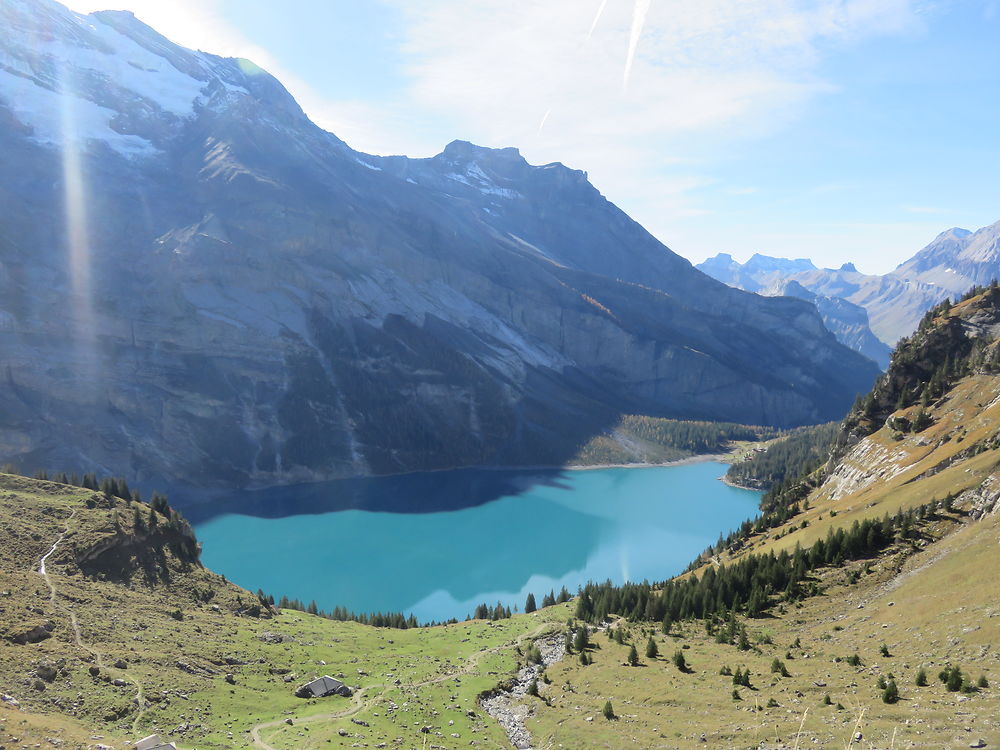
[524,593,537,613]
[882,679,899,704]
[672,649,687,672]
[627,644,639,667]
[602,700,614,720]
[645,637,658,659]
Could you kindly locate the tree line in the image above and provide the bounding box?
[575,500,941,626]
[617,415,783,454]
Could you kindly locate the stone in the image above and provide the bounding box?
[10,621,54,645]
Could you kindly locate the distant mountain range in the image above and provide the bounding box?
[0,0,877,488]
[698,220,1000,367]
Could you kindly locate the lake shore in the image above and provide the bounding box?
[719,475,763,491]
[481,452,731,474]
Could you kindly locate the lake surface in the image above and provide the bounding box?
[190,461,760,623]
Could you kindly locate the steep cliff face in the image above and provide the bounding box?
[0,0,878,488]
[760,279,892,369]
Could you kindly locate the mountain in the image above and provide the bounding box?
[699,221,1000,349]
[699,254,893,368]
[0,0,878,489]
[760,278,893,369]
[893,222,1000,292]
[695,252,818,292]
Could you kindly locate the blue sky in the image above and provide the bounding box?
[64,0,1000,274]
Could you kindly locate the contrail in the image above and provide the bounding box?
[537,108,552,134]
[587,0,608,40]
[624,0,651,89]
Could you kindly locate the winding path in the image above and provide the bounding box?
[248,623,557,750]
[36,505,148,735]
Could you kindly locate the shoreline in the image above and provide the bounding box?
[719,474,764,492]
[480,452,730,474]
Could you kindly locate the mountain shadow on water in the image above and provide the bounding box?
[179,467,577,524]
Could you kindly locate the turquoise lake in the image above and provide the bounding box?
[188,461,760,623]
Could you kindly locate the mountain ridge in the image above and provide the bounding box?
[698,219,1000,350]
[0,0,878,489]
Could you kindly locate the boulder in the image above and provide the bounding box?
[9,621,54,645]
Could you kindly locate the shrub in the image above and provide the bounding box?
[940,665,964,692]
[646,637,658,659]
[915,668,928,686]
[672,649,687,672]
[602,700,615,720]
[882,679,899,704]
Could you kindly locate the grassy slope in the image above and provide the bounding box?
[0,475,569,750]
[521,366,1000,749]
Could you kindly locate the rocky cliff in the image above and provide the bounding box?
[0,0,878,488]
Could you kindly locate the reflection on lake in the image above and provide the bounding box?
[190,461,760,623]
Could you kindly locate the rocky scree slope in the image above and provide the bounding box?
[0,0,877,489]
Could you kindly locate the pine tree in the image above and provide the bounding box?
[882,679,899,704]
[915,668,928,686]
[602,700,615,720]
[672,649,687,672]
[526,679,538,697]
[524,593,537,613]
[573,626,590,653]
[627,644,639,667]
[645,637,658,659]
